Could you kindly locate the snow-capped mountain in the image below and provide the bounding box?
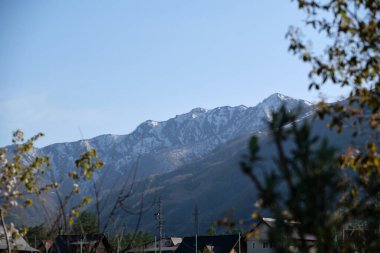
[0,93,313,203]
[2,93,316,227]
[34,93,313,188]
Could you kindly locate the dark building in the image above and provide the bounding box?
[175,235,244,253]
[39,234,112,253]
[124,237,183,253]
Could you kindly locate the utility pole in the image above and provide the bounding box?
[154,236,157,253]
[195,234,198,253]
[193,206,199,236]
[155,197,164,253]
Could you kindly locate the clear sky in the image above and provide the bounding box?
[0,0,347,147]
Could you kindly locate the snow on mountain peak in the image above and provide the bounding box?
[246,93,312,120]
[259,93,312,108]
[135,120,160,133]
[127,93,312,149]
[190,107,208,114]
[147,120,159,127]
[141,120,159,127]
[262,93,291,104]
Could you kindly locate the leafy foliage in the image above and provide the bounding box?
[25,224,49,246]
[241,107,376,252]
[287,0,380,133]
[0,130,104,251]
[0,131,50,213]
[206,226,216,236]
[241,0,380,252]
[73,211,99,235]
[108,231,153,251]
[0,131,52,240]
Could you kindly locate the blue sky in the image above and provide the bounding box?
[0,1,347,147]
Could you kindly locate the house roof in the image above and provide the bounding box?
[54,234,111,253]
[126,246,179,253]
[170,237,183,246]
[175,234,240,253]
[0,225,39,252]
[125,237,183,253]
[249,217,316,241]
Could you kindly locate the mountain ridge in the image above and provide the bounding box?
[3,93,315,228]
[4,93,314,186]
[27,93,312,154]
[64,94,309,168]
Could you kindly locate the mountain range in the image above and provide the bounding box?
[7,93,335,235]
[37,93,313,183]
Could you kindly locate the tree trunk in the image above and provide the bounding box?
[0,209,11,253]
